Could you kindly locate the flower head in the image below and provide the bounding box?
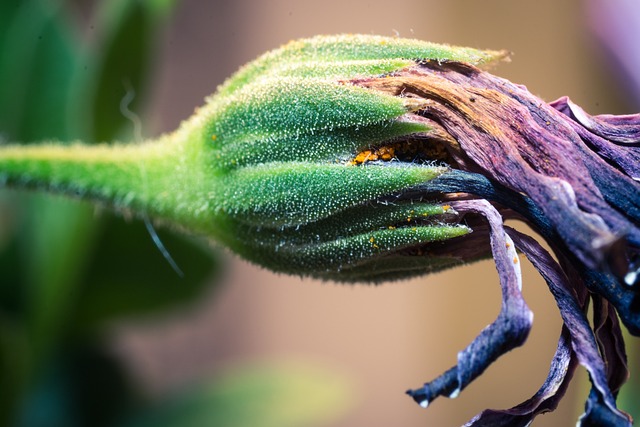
[1,34,638,426]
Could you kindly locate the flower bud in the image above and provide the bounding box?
[0,35,507,281]
[153,34,508,280]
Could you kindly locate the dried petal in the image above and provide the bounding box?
[465,329,577,427]
[507,229,631,426]
[407,200,533,409]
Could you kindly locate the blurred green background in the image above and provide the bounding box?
[0,1,637,426]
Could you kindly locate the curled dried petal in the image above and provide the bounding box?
[407,200,533,409]
[507,228,631,426]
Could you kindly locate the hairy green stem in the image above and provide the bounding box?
[0,123,221,234]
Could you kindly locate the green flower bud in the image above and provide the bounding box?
[0,34,507,281]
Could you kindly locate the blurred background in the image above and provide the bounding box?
[0,0,638,426]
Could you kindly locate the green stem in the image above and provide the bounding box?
[0,129,218,234]
[0,141,157,210]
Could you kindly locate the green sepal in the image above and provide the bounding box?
[211,116,429,169]
[218,201,470,281]
[218,34,508,96]
[203,77,422,170]
[217,162,446,227]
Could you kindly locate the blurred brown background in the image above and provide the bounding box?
[99,1,633,426]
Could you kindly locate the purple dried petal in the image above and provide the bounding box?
[506,228,632,426]
[550,97,640,178]
[362,64,640,278]
[356,51,639,424]
[581,388,632,427]
[465,329,578,427]
[465,227,630,426]
[440,65,640,266]
[419,168,640,334]
[406,200,532,408]
[592,296,629,395]
[551,97,640,144]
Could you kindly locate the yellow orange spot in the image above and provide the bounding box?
[211,134,217,141]
[350,138,451,165]
[513,257,519,264]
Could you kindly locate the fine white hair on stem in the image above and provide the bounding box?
[120,80,184,278]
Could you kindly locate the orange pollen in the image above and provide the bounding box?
[349,138,451,165]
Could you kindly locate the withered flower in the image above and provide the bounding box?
[0,35,638,426]
[374,60,640,426]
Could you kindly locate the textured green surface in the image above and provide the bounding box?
[217,34,507,96]
[0,34,505,281]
